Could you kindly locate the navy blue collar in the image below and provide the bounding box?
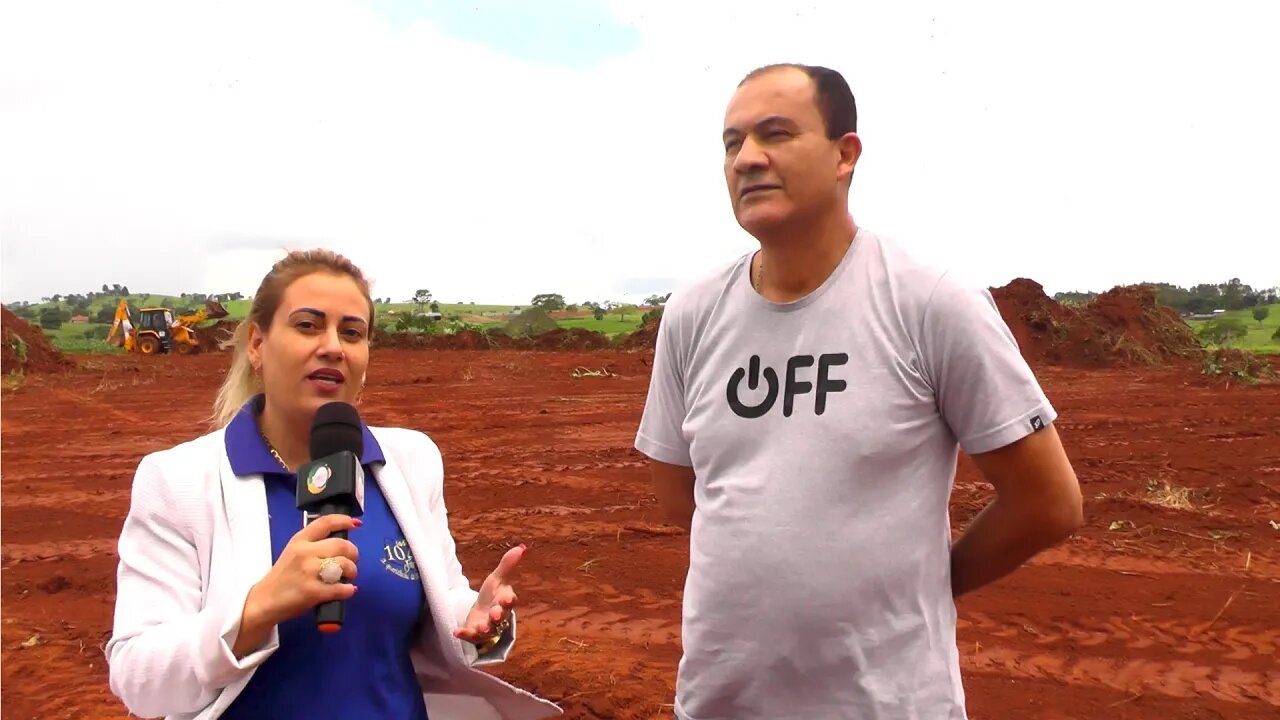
[225,394,385,477]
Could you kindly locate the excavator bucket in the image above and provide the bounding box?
[205,300,230,319]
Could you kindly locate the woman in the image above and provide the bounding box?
[105,249,561,720]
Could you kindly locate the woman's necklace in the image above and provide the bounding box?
[258,423,292,472]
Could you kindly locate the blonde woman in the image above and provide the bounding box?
[105,249,560,720]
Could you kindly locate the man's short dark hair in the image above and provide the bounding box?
[739,63,857,140]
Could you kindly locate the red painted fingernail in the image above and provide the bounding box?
[353,519,363,527]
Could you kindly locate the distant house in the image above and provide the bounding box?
[70,314,89,324]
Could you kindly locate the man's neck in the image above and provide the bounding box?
[258,399,310,472]
[754,211,858,303]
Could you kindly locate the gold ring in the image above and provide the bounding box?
[318,557,342,584]
[477,616,510,653]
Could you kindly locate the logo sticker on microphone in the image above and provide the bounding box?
[306,464,332,494]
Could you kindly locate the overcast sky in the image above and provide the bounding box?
[2,0,1277,306]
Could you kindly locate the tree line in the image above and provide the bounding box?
[6,286,246,331]
[1053,278,1278,315]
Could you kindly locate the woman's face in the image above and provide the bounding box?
[247,271,371,423]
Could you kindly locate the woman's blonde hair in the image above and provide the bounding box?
[210,249,375,429]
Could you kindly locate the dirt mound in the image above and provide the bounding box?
[1201,347,1278,383]
[1,307,76,374]
[427,329,491,350]
[990,279,1204,367]
[618,314,661,350]
[531,327,611,350]
[196,319,239,352]
[372,327,612,351]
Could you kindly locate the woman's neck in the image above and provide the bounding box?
[257,399,310,472]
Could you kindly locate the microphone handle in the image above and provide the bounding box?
[314,500,352,633]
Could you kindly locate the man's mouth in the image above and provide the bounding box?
[741,184,780,197]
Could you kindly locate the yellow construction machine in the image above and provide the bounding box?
[106,298,230,355]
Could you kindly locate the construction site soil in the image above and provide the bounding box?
[3,345,1277,720]
[1,307,76,375]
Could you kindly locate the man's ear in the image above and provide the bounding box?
[837,132,862,181]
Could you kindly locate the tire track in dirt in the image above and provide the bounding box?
[446,458,647,484]
[518,602,682,647]
[48,388,146,424]
[959,611,1278,665]
[2,538,117,566]
[1,488,131,510]
[1027,545,1279,581]
[962,644,1280,705]
[450,507,678,546]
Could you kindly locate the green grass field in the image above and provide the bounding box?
[1184,303,1280,355]
[43,322,124,354]
[556,315,646,335]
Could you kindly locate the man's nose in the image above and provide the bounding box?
[732,135,769,174]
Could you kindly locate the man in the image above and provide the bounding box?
[633,63,1084,719]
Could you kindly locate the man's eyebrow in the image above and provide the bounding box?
[722,115,798,141]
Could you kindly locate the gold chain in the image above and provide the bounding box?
[258,423,292,472]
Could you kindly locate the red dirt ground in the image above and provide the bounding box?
[2,349,1278,719]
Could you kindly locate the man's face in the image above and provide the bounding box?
[722,67,860,236]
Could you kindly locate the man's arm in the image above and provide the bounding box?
[648,459,696,531]
[950,422,1083,598]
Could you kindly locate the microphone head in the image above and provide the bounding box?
[310,401,363,460]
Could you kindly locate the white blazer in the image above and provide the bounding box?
[105,424,563,720]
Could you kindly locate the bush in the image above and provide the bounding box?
[1197,317,1249,346]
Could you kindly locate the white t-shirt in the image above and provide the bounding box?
[634,228,1057,720]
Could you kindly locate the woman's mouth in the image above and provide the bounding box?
[307,368,345,387]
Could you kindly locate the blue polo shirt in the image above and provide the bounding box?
[220,395,429,720]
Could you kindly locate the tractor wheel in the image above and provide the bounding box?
[138,336,160,355]
[176,341,198,355]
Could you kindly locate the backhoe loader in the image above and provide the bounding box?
[105,298,230,355]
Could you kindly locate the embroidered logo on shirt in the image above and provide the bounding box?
[381,538,419,581]
[1030,415,1045,432]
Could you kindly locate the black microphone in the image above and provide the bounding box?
[295,401,366,633]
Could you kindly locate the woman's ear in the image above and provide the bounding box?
[246,321,266,370]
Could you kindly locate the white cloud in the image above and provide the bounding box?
[2,0,1278,307]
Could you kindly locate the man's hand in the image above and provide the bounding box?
[951,423,1083,598]
[647,459,696,531]
[455,544,524,645]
